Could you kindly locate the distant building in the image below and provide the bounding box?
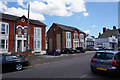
[95,26,119,49]
[0,13,46,54]
[95,36,118,49]
[47,23,86,50]
[85,35,95,50]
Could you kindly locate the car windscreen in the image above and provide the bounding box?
[5,55,19,61]
[93,52,114,60]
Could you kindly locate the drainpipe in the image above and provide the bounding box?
[62,31,64,49]
[13,21,16,52]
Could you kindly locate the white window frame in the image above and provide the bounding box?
[0,22,9,35]
[34,27,42,51]
[34,27,41,37]
[80,34,84,40]
[66,32,71,48]
[24,28,27,34]
[18,27,22,34]
[0,39,8,50]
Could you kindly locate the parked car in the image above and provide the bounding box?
[75,47,85,53]
[90,51,120,75]
[70,48,77,53]
[61,48,73,54]
[93,47,99,51]
[47,49,61,56]
[1,54,29,72]
[102,47,114,51]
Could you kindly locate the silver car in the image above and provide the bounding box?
[90,51,120,75]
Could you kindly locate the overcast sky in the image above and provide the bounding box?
[0,0,119,38]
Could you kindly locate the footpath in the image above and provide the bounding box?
[29,51,96,66]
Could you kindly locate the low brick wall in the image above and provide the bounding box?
[11,52,35,57]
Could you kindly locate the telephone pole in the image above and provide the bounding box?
[26,2,30,56]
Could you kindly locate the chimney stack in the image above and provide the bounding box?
[118,28,120,34]
[113,26,116,30]
[103,27,106,33]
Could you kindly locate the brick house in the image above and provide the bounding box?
[0,13,46,54]
[47,23,86,50]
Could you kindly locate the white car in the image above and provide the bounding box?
[93,47,99,50]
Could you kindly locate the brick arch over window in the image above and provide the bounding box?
[17,25,23,29]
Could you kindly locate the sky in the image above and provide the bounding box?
[0,0,119,38]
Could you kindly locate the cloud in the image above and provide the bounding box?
[0,1,7,12]
[29,0,86,17]
[91,25,96,28]
[4,1,8,5]
[84,30,90,34]
[4,7,45,20]
[17,0,26,8]
[1,0,87,21]
[83,12,89,16]
[85,0,120,2]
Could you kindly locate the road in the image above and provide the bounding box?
[2,52,120,79]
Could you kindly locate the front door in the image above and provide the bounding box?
[17,40,22,52]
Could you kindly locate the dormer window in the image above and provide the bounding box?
[18,27,21,34]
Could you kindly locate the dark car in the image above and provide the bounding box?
[70,48,77,53]
[76,47,85,53]
[47,49,61,56]
[1,54,29,72]
[61,48,74,54]
[90,51,120,75]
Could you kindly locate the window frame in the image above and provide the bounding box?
[0,22,9,35]
[80,34,84,40]
[24,28,27,34]
[0,39,8,50]
[18,27,22,34]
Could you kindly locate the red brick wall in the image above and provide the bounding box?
[47,24,63,50]
[16,18,28,34]
[1,20,14,52]
[31,24,46,50]
[16,18,46,51]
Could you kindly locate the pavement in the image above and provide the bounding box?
[29,51,96,66]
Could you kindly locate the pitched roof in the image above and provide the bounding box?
[0,13,46,27]
[98,29,118,38]
[53,23,85,34]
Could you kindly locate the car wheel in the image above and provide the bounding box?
[91,67,96,74]
[54,53,56,56]
[16,63,23,71]
[67,52,69,54]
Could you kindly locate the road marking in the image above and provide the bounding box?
[80,74,87,78]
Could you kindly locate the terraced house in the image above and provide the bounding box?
[0,13,46,54]
[47,23,86,50]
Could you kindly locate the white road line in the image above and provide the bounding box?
[80,74,87,78]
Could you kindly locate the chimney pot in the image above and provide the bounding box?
[103,27,106,33]
[113,26,116,30]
